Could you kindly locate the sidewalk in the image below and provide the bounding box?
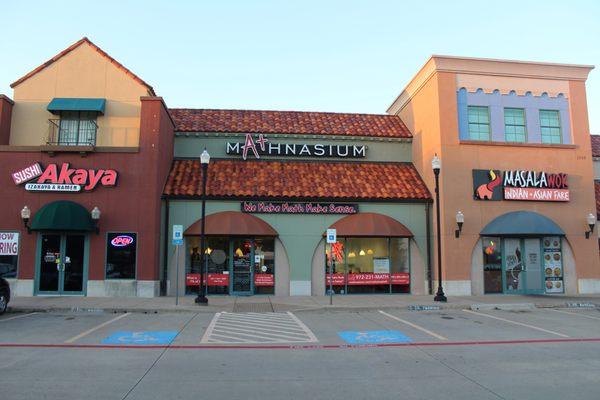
[7,293,600,314]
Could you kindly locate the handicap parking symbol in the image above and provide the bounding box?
[337,330,412,344]
[101,331,178,345]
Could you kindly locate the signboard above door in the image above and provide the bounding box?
[473,169,569,202]
[242,201,358,215]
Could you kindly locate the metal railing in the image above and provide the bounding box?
[48,118,98,146]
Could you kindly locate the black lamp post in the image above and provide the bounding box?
[432,154,447,302]
[195,148,210,305]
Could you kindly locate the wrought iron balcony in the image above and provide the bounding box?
[48,118,97,146]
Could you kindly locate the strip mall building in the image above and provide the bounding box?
[0,38,598,298]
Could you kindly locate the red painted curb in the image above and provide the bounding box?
[1,337,600,350]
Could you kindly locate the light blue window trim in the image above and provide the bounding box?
[504,108,527,142]
[540,110,562,144]
[467,106,490,141]
[457,88,571,144]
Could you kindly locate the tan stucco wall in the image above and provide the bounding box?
[396,67,600,292]
[10,43,149,146]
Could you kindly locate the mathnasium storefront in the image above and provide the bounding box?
[162,109,433,296]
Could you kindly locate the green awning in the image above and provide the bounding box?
[47,98,106,115]
[30,201,95,232]
[480,211,565,237]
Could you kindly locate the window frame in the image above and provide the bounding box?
[539,109,562,144]
[503,107,527,143]
[467,105,491,141]
[58,110,98,146]
[104,231,138,280]
[0,231,20,279]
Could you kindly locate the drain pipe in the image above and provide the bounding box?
[161,198,170,296]
[425,202,433,295]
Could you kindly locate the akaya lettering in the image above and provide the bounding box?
[36,163,118,191]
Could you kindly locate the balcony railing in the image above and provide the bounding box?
[48,119,98,146]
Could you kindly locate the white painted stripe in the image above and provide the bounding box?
[551,308,600,321]
[287,312,318,342]
[463,309,569,338]
[64,313,130,343]
[211,328,305,343]
[200,313,222,343]
[0,312,37,322]
[219,313,301,327]
[208,333,254,343]
[378,310,448,341]
[216,318,307,333]
[212,325,309,341]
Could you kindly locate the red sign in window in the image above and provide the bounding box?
[326,273,410,286]
[186,273,230,286]
[254,274,274,287]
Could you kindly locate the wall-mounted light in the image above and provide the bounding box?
[21,206,31,234]
[455,211,464,238]
[91,206,101,234]
[585,213,596,239]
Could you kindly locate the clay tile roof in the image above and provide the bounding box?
[10,37,155,95]
[591,135,600,158]
[163,159,431,201]
[169,109,412,138]
[595,181,600,217]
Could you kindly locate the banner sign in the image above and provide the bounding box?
[242,201,358,215]
[473,169,569,202]
[0,232,19,256]
[326,273,410,286]
[12,162,118,192]
[185,273,275,287]
[227,133,367,160]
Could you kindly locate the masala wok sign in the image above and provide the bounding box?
[12,162,118,192]
[473,169,569,202]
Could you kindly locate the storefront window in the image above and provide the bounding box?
[254,238,275,295]
[325,237,410,294]
[482,237,502,293]
[105,232,137,279]
[186,237,230,295]
[0,232,19,278]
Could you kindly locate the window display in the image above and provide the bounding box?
[543,236,564,293]
[482,237,501,293]
[325,237,410,294]
[0,232,19,278]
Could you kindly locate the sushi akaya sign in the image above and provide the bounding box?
[473,169,569,202]
[12,162,118,192]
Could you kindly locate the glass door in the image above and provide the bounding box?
[37,234,86,295]
[503,238,525,294]
[523,238,544,294]
[231,239,253,295]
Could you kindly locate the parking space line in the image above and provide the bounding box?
[200,313,221,343]
[378,310,448,341]
[463,309,569,338]
[0,312,37,322]
[287,312,319,342]
[551,308,600,321]
[64,313,130,343]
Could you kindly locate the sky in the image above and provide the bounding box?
[1,0,599,132]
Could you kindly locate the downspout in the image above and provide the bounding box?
[425,202,433,295]
[161,198,170,296]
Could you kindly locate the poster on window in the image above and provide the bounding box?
[326,273,410,286]
[373,258,390,274]
[543,236,564,293]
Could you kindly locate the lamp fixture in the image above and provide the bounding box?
[200,148,211,165]
[205,247,212,255]
[585,213,596,239]
[359,249,366,256]
[91,206,101,234]
[367,249,373,255]
[348,251,356,258]
[431,153,441,173]
[235,248,244,257]
[455,211,464,238]
[21,206,31,234]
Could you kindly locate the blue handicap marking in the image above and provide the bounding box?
[337,330,412,344]
[101,331,178,345]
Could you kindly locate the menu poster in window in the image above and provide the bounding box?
[543,236,563,293]
[373,258,390,274]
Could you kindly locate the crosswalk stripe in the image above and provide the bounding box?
[215,318,307,333]
[213,325,309,341]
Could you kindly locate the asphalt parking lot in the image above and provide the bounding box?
[1,307,600,399]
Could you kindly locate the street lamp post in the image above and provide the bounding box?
[432,154,447,302]
[195,148,210,305]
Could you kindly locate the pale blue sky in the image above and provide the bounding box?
[1,0,599,132]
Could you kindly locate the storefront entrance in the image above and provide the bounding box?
[37,233,87,295]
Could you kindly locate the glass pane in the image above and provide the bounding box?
[39,234,61,292]
[232,239,252,293]
[63,235,85,292]
[254,238,275,295]
[390,238,410,293]
[325,240,346,294]
[482,237,502,293]
[504,239,524,292]
[346,237,390,294]
[186,236,230,295]
[0,232,19,278]
[106,232,136,279]
[524,238,543,292]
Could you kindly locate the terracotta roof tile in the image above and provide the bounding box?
[591,135,600,158]
[10,37,155,96]
[163,159,430,201]
[169,109,412,138]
